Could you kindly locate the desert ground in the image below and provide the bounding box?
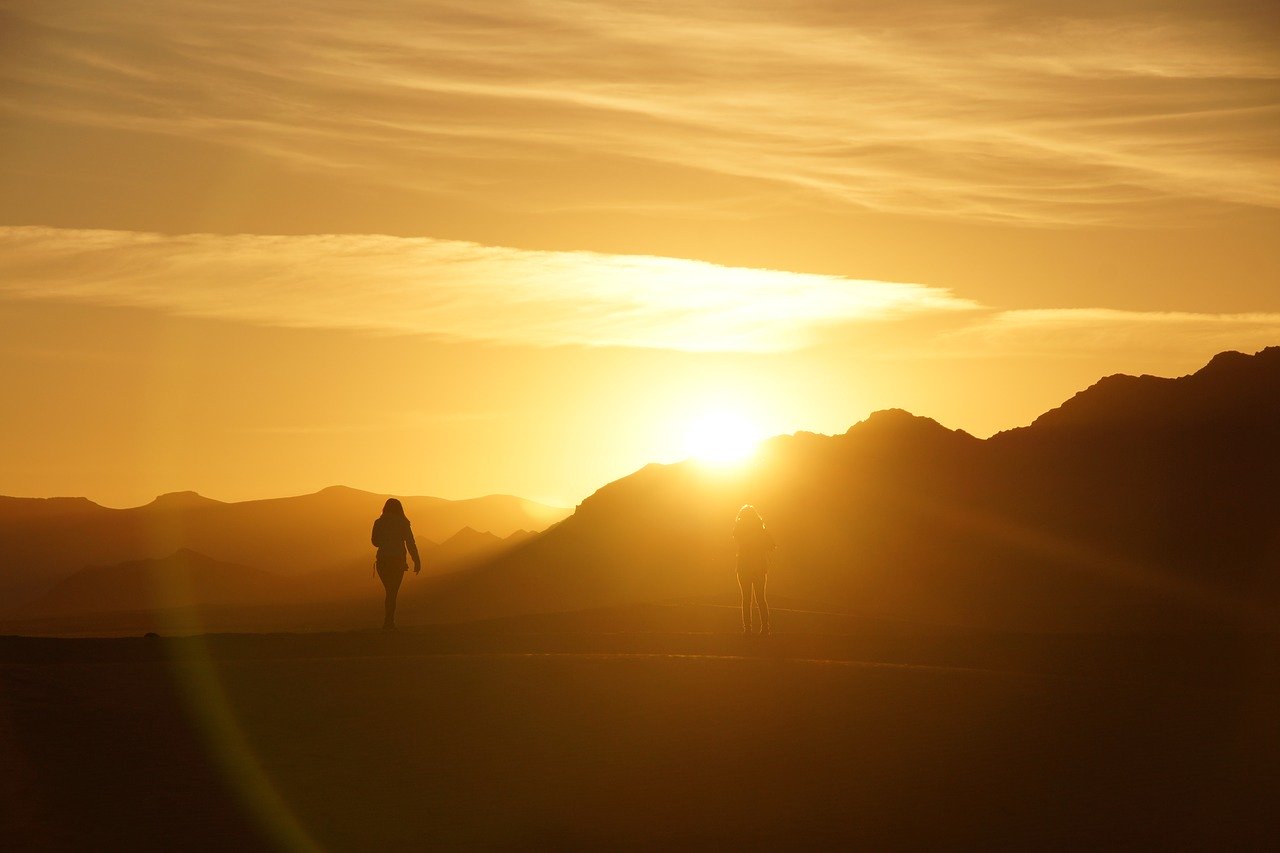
[3,602,1276,851]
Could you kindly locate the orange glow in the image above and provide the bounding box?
[0,0,1277,511]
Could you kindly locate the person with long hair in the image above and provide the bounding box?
[371,497,421,630]
[733,504,776,636]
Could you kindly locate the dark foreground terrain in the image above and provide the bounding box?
[3,604,1277,850]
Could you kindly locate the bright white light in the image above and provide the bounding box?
[683,410,763,466]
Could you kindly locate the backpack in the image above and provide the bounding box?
[371,516,401,549]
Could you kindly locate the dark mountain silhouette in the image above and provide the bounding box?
[8,523,543,633]
[0,486,569,611]
[27,549,291,618]
[431,526,507,567]
[503,529,536,546]
[145,491,225,510]
[413,347,1280,630]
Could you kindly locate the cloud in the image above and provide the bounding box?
[930,307,1280,357]
[2,1,1277,225]
[0,226,975,352]
[4,226,1275,361]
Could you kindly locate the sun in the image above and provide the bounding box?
[683,410,763,466]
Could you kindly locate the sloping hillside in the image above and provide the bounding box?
[0,486,568,610]
[413,348,1280,630]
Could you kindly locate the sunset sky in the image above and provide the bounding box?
[2,0,1278,508]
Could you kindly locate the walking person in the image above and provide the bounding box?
[733,505,775,636]
[371,498,421,630]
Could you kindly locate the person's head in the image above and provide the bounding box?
[736,504,763,526]
[382,498,405,518]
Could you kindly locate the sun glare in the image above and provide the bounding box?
[683,410,763,466]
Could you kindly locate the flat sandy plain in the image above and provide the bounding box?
[3,603,1277,850]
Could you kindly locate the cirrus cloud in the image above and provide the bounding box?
[0,226,975,352]
[932,307,1280,358]
[1,0,1277,226]
[2,226,1277,361]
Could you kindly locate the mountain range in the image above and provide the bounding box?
[408,347,1280,631]
[0,486,568,613]
[3,347,1277,634]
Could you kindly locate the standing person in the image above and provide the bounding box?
[733,505,775,637]
[371,498,421,630]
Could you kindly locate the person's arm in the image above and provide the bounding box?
[371,520,380,548]
[405,521,422,573]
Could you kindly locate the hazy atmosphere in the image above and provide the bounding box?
[2,5,1277,850]
[3,0,1279,506]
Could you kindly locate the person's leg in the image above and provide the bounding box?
[737,573,752,633]
[754,574,770,635]
[380,567,404,628]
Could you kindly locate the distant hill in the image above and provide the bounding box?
[430,527,508,568]
[26,549,291,618]
[0,487,569,611]
[413,347,1280,630]
[6,349,1277,635]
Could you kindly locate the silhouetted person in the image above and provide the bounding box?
[733,504,775,636]
[371,498,421,630]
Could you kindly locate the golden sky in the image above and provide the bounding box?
[2,0,1278,507]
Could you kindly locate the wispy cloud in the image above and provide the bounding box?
[0,226,975,352]
[932,307,1280,358]
[2,1,1276,225]
[3,226,1277,359]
